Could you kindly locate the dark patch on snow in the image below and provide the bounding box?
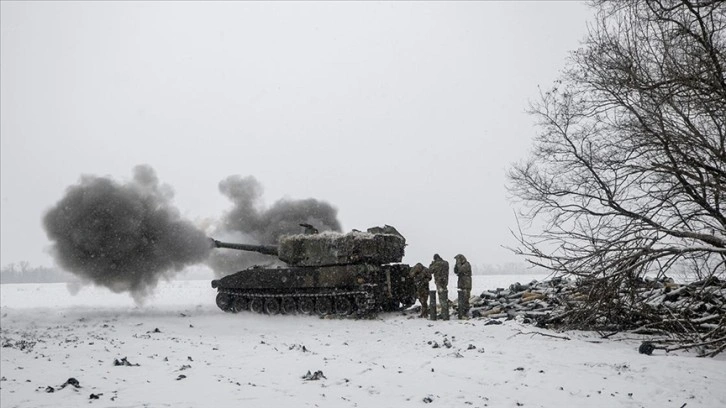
[302,370,326,381]
[113,357,140,366]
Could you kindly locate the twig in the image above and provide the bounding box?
[664,336,726,355]
[598,330,620,339]
[704,342,726,358]
[509,330,571,341]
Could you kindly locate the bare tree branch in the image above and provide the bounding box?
[507,0,726,355]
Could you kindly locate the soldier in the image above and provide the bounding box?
[454,254,472,319]
[409,263,432,317]
[428,254,450,320]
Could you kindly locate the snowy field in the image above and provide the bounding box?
[1,275,724,408]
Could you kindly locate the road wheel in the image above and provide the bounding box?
[281,297,297,314]
[315,297,332,316]
[232,297,249,313]
[382,300,400,312]
[250,298,265,314]
[216,292,233,312]
[264,298,281,315]
[334,297,352,315]
[298,298,314,314]
[354,294,368,309]
[401,296,416,309]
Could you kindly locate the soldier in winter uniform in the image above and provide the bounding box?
[428,254,450,319]
[454,254,472,318]
[409,263,432,317]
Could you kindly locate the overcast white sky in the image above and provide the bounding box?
[1,1,593,271]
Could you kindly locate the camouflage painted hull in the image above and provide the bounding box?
[212,263,415,317]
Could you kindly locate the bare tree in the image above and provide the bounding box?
[508,0,725,354]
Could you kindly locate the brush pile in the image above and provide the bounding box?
[470,275,726,357]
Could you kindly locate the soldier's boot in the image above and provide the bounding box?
[429,290,437,321]
[439,291,450,320]
[422,295,431,317]
[462,290,471,318]
[457,290,467,319]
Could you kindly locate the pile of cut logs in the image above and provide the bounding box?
[470,276,573,322]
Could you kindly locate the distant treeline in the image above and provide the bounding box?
[0,262,214,284]
[0,262,78,284]
[473,262,548,276]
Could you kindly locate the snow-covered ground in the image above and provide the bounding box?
[1,275,724,408]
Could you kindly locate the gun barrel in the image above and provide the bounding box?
[212,239,279,256]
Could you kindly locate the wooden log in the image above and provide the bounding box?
[521,291,546,301]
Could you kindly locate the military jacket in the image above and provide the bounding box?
[429,259,449,287]
[455,260,472,289]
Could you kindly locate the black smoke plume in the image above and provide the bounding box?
[43,165,211,301]
[207,175,342,274]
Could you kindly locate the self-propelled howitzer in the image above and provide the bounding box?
[210,225,416,317]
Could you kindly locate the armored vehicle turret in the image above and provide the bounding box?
[211,225,415,317]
